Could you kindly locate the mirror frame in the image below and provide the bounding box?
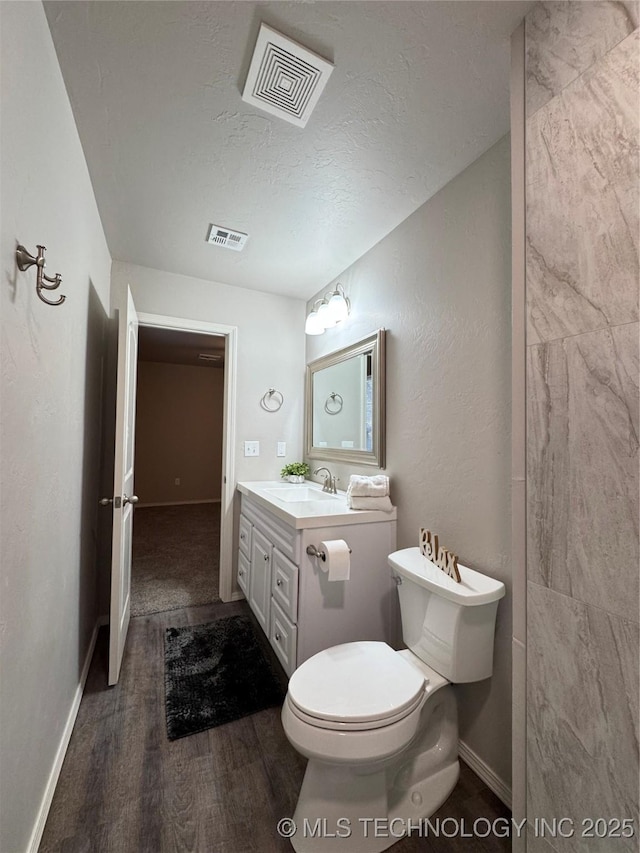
[305,329,386,468]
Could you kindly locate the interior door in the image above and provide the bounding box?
[108,286,139,685]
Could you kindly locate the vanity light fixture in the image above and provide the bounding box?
[305,284,350,335]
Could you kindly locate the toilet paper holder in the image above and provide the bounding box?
[306,543,352,562]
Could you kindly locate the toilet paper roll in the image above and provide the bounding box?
[320,539,351,582]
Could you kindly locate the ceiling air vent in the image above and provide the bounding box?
[206,224,249,252]
[242,23,334,128]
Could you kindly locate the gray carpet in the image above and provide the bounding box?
[131,504,221,617]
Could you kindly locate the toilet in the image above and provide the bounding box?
[281,546,505,853]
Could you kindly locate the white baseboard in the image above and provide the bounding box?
[137,499,221,508]
[458,739,512,809]
[26,619,101,853]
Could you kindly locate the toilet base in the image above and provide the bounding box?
[289,760,459,853]
[286,686,460,853]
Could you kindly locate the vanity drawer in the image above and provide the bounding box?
[239,514,252,558]
[270,598,297,677]
[272,549,298,623]
[241,495,300,564]
[237,549,250,597]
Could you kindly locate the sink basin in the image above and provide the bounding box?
[264,487,340,503]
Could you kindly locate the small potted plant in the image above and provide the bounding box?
[280,462,310,484]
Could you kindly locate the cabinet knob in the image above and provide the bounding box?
[264,553,269,562]
[240,533,246,541]
[238,568,244,576]
[276,578,282,586]
[275,632,281,642]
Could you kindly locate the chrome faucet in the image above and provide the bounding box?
[313,466,338,494]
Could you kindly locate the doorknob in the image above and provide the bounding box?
[99,497,113,506]
[123,495,139,505]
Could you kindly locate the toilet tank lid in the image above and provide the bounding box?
[388,548,505,606]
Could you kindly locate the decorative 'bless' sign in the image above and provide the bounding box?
[419,529,461,583]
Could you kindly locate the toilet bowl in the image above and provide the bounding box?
[281,547,505,853]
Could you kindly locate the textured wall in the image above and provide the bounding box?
[135,362,224,504]
[111,262,306,484]
[305,137,513,790]
[0,3,112,851]
[525,3,639,849]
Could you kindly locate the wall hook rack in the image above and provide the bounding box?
[260,388,284,412]
[16,244,66,306]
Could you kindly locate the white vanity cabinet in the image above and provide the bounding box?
[237,481,398,676]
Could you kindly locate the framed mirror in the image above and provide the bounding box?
[305,329,386,468]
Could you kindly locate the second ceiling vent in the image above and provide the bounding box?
[242,23,334,128]
[206,224,249,252]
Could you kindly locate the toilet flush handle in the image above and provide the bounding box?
[391,572,402,585]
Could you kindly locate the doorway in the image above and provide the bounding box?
[130,326,225,615]
[133,312,238,605]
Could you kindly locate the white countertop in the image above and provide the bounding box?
[237,480,397,529]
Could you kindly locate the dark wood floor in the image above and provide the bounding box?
[40,602,511,853]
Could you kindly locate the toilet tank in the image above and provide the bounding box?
[388,548,505,683]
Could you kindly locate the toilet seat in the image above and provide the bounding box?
[287,641,426,731]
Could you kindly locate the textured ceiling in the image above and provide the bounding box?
[44,1,532,299]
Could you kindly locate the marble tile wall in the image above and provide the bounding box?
[527,584,639,852]
[527,324,639,622]
[526,25,639,345]
[525,4,639,851]
[526,1,639,117]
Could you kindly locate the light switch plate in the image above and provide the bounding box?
[277,441,286,457]
[244,440,260,457]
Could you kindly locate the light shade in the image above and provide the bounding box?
[317,300,338,329]
[305,309,324,335]
[326,290,349,324]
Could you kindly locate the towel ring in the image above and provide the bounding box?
[324,392,343,415]
[260,388,284,412]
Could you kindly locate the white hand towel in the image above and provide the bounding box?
[347,474,389,497]
[348,495,394,512]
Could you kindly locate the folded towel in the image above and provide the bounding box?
[348,495,394,512]
[347,474,389,498]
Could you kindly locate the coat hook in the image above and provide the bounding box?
[16,244,66,306]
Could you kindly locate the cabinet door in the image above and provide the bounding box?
[237,550,250,597]
[270,598,297,676]
[249,528,272,635]
[239,514,252,559]
[272,549,299,623]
